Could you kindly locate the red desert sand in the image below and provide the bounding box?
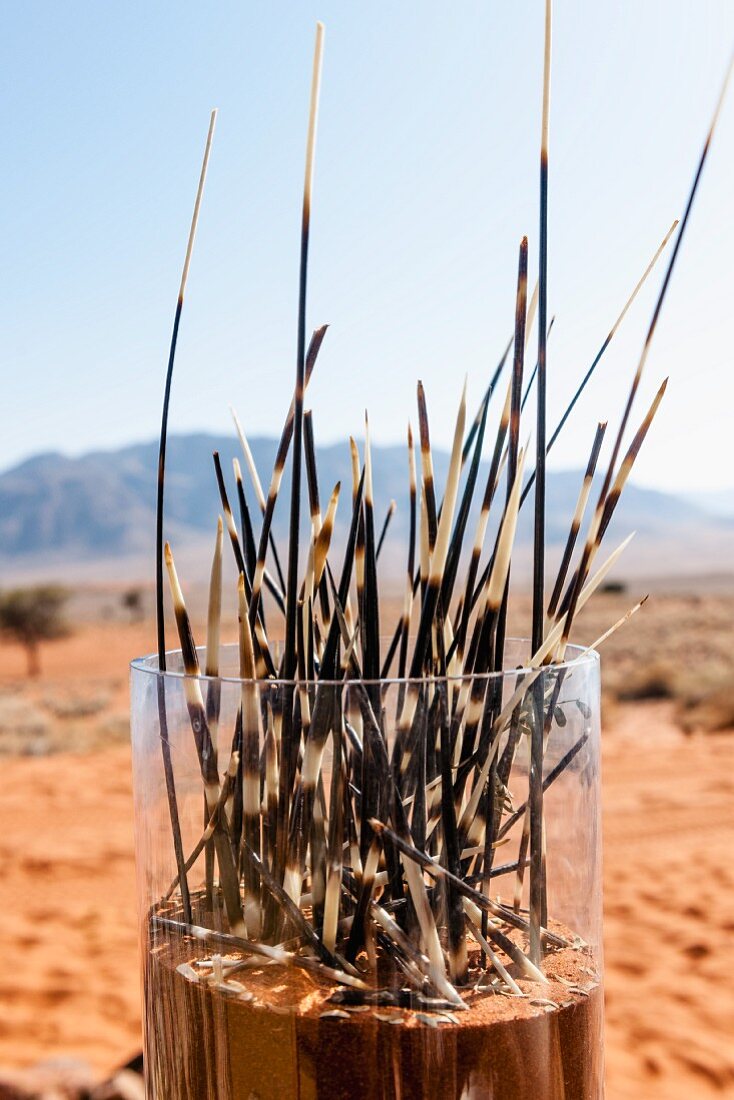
[1,625,733,1098]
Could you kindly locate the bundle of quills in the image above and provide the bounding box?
[150,23,731,1013]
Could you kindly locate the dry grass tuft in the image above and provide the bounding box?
[42,692,111,719]
[0,695,50,755]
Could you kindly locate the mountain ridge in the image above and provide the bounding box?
[1,433,731,583]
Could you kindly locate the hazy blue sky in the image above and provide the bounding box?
[1,2,733,493]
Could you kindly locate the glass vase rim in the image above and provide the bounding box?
[130,638,599,687]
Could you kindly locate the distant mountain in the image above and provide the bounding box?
[1,433,732,584]
[682,487,734,519]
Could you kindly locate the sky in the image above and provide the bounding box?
[1,2,733,494]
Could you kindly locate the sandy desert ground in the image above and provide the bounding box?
[1,596,733,1098]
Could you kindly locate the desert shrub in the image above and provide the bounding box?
[615,661,676,702]
[676,664,734,734]
[600,580,627,595]
[678,687,734,734]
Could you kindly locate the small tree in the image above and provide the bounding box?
[0,585,70,677]
[122,587,145,623]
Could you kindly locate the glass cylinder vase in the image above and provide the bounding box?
[130,640,603,1100]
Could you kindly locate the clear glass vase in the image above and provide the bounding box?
[130,640,603,1099]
